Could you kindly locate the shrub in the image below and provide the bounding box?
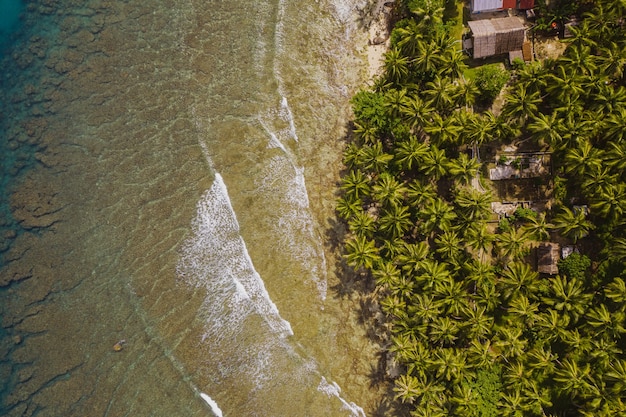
[474,65,510,106]
[558,252,591,280]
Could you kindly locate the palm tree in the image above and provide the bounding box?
[420,145,449,181]
[429,316,460,347]
[585,303,626,339]
[348,210,376,239]
[495,227,530,263]
[546,65,586,103]
[552,206,594,243]
[395,135,429,171]
[591,83,626,116]
[527,111,564,148]
[582,166,619,199]
[336,195,362,220]
[410,293,444,327]
[500,262,540,301]
[396,240,429,276]
[344,235,380,270]
[372,260,401,289]
[499,388,524,417]
[406,179,437,208]
[435,230,464,262]
[503,359,533,390]
[394,19,423,57]
[434,277,468,317]
[440,48,468,80]
[561,328,593,357]
[536,309,570,343]
[447,154,481,186]
[521,212,552,242]
[454,80,479,111]
[462,305,494,341]
[361,141,393,173]
[464,223,493,262]
[420,198,456,235]
[342,142,365,170]
[400,94,432,134]
[598,41,626,80]
[451,383,479,415]
[424,112,462,146]
[604,140,626,171]
[463,111,496,147]
[383,88,409,121]
[515,60,548,94]
[606,359,626,394]
[424,75,456,112]
[384,47,409,84]
[454,187,492,221]
[590,183,626,225]
[559,43,597,77]
[372,172,407,208]
[521,383,553,415]
[379,204,412,239]
[340,169,370,200]
[526,345,557,377]
[393,374,421,404]
[466,339,497,368]
[543,275,592,323]
[416,259,451,291]
[554,358,596,398]
[413,39,441,78]
[564,139,604,177]
[495,327,527,359]
[501,84,541,125]
[507,294,539,327]
[431,348,471,383]
[353,120,379,145]
[605,277,626,304]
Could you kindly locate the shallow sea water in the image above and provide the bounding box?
[0,0,385,416]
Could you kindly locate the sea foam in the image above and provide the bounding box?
[200,393,224,417]
[318,377,367,417]
[177,173,293,339]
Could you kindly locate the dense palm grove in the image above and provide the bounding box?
[337,0,626,415]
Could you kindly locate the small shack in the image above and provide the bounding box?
[468,17,526,59]
[537,242,560,275]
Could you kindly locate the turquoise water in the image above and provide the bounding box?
[0,0,23,52]
[0,0,384,416]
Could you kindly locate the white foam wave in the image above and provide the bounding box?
[280,96,298,142]
[318,377,367,417]
[178,173,293,339]
[200,393,224,417]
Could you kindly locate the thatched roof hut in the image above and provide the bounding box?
[468,17,526,59]
[537,242,560,275]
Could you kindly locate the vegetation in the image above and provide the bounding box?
[337,0,626,415]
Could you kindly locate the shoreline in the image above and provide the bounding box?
[364,1,393,80]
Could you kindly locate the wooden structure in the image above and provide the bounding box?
[471,0,532,13]
[537,242,560,275]
[468,17,526,59]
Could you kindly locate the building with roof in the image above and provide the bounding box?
[467,16,526,59]
[537,242,560,275]
[471,0,535,13]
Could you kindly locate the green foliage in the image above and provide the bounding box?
[461,365,503,417]
[557,253,591,280]
[513,207,537,222]
[338,2,626,415]
[351,90,389,131]
[474,65,509,106]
